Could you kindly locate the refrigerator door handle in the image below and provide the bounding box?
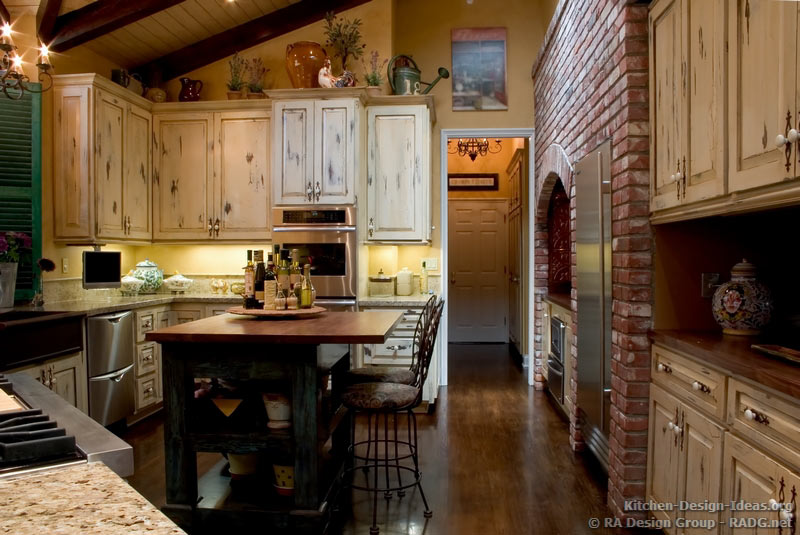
[90,364,135,383]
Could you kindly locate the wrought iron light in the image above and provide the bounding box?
[447,138,502,161]
[0,21,54,100]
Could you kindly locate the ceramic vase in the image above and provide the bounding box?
[711,259,773,336]
[132,259,163,294]
[285,41,327,88]
[263,393,291,429]
[0,262,18,308]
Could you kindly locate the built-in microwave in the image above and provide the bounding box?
[271,206,357,300]
[550,316,566,363]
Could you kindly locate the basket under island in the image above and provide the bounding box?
[146,310,404,534]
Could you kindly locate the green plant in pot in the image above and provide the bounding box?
[323,11,365,77]
[361,50,388,95]
[226,52,246,99]
[246,57,269,99]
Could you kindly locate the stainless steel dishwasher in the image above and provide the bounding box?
[87,311,135,426]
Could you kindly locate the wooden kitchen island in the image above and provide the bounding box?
[146,310,403,535]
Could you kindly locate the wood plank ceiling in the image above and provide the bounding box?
[73,0,301,68]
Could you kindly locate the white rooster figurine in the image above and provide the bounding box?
[318,59,356,88]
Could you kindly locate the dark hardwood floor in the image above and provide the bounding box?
[121,344,647,535]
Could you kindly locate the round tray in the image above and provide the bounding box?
[226,306,327,319]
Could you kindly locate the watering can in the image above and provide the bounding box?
[387,55,450,96]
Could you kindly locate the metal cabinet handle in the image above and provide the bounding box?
[207,218,213,236]
[368,217,374,238]
[306,181,313,202]
[40,369,50,388]
[692,380,711,394]
[49,368,56,386]
[213,218,220,237]
[315,181,321,202]
[386,345,409,351]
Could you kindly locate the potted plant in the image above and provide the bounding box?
[361,50,388,96]
[227,52,246,100]
[246,57,268,99]
[0,231,31,308]
[323,11,366,75]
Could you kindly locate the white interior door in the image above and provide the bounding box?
[448,200,508,343]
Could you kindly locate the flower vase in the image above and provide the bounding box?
[0,262,18,308]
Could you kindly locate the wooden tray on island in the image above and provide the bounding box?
[226,306,327,319]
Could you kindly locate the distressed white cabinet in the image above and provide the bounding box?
[728,0,798,192]
[272,99,358,205]
[53,74,153,243]
[649,0,725,213]
[366,105,430,242]
[153,109,271,241]
[11,352,88,414]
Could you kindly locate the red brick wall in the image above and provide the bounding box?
[532,0,652,519]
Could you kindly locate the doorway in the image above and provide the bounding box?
[441,131,533,384]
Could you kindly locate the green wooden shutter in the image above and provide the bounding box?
[0,86,42,300]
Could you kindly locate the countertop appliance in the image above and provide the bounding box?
[576,140,612,472]
[272,206,357,299]
[547,316,566,408]
[0,372,133,479]
[87,311,135,427]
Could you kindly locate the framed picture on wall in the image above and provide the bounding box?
[451,27,508,111]
[447,173,499,191]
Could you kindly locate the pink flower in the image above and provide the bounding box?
[14,232,31,249]
[0,235,7,254]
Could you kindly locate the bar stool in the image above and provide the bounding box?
[341,299,444,535]
[344,295,438,387]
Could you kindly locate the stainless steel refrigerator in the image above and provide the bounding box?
[575,140,612,471]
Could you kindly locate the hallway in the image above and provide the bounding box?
[122,344,646,535]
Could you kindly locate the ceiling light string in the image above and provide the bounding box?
[0,20,54,100]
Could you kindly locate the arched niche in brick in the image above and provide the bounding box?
[536,143,573,220]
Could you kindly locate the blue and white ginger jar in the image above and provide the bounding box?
[132,259,163,294]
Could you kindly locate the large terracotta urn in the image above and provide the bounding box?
[286,41,327,88]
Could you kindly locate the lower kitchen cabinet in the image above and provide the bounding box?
[12,352,88,413]
[131,306,168,419]
[171,304,203,324]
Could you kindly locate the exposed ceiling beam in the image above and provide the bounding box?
[48,0,185,53]
[0,1,9,24]
[37,0,62,42]
[133,0,371,84]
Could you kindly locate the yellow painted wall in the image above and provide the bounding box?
[128,244,271,276]
[163,0,395,101]
[9,11,134,280]
[447,137,524,199]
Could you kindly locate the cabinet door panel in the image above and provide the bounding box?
[728,0,796,192]
[682,0,725,204]
[153,114,212,240]
[125,104,152,240]
[649,0,683,212]
[647,384,681,529]
[95,89,126,239]
[53,86,91,239]
[315,99,355,204]
[678,405,723,535]
[214,111,271,240]
[273,101,313,205]
[367,106,426,241]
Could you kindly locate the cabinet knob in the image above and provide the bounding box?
[144,387,154,395]
[667,421,675,430]
[768,499,780,510]
[744,408,754,420]
[657,363,672,374]
[780,509,793,522]
[368,217,374,238]
[673,424,682,436]
[306,181,313,202]
[315,181,321,202]
[207,218,213,236]
[789,129,800,143]
[213,218,220,237]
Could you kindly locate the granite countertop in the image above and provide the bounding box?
[0,462,185,534]
[14,294,243,316]
[358,294,437,307]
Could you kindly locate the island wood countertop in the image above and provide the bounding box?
[650,330,800,400]
[146,310,403,345]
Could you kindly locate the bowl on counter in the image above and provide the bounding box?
[230,281,246,296]
[120,274,144,296]
[164,272,193,294]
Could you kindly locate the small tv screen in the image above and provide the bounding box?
[82,251,121,289]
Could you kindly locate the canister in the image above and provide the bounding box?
[396,267,413,296]
[369,269,395,297]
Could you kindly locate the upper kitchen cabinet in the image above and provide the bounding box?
[53,75,153,243]
[272,98,359,205]
[728,0,798,192]
[152,104,271,242]
[649,0,725,214]
[366,105,431,242]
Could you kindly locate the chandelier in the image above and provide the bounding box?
[0,21,53,100]
[448,138,502,161]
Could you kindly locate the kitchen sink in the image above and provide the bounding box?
[0,310,85,370]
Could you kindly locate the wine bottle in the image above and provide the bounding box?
[290,249,302,298]
[254,250,266,306]
[243,250,256,309]
[277,251,290,297]
[300,264,313,309]
[263,253,277,310]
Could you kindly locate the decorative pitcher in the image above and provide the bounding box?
[178,78,203,101]
[286,41,327,88]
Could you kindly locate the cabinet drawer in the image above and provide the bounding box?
[135,373,160,411]
[364,338,414,366]
[136,342,158,377]
[135,311,155,342]
[363,307,422,334]
[651,344,726,420]
[727,378,800,470]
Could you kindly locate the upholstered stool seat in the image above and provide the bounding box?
[342,382,418,410]
[345,367,415,386]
